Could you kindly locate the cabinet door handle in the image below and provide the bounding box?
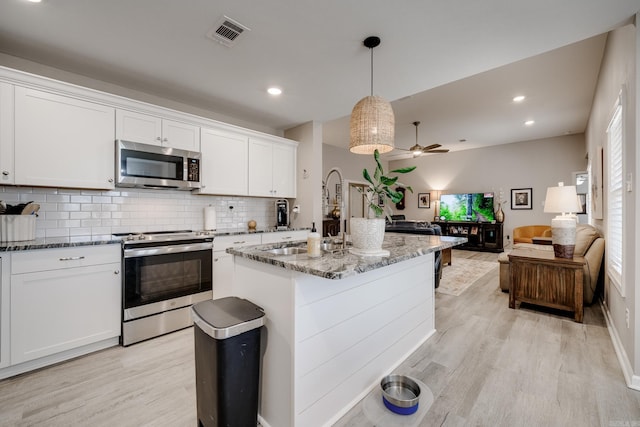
[108,178,114,183]
[163,137,168,142]
[214,258,219,262]
[233,241,246,244]
[114,270,120,275]
[2,171,9,176]
[282,236,292,240]
[59,256,85,261]
[156,136,162,141]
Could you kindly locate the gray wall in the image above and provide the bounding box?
[389,134,587,246]
[585,21,639,386]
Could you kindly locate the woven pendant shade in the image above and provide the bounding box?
[349,95,395,154]
[349,36,395,154]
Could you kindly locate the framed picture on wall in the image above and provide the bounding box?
[577,193,587,214]
[511,188,532,210]
[418,193,430,208]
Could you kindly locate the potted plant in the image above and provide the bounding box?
[350,149,416,255]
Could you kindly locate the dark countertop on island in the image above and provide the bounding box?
[227,233,467,280]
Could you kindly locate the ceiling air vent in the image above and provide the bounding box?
[206,16,250,47]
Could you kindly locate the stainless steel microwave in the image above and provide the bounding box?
[116,140,201,190]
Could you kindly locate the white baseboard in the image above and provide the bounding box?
[600,300,640,391]
[0,337,119,381]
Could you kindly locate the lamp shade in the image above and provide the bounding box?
[349,95,395,154]
[543,184,581,213]
[543,183,581,259]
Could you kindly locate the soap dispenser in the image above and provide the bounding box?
[307,222,321,258]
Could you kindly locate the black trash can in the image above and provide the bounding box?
[192,297,265,427]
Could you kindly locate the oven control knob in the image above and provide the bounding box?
[138,235,146,240]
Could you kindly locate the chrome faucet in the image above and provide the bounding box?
[324,167,346,248]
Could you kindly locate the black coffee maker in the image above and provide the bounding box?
[275,199,289,230]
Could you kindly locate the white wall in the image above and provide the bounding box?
[585,21,639,389]
[285,121,323,229]
[390,134,587,245]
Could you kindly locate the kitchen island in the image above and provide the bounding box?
[228,233,465,427]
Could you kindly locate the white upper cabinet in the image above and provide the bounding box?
[248,138,297,198]
[272,141,297,198]
[0,83,14,185]
[197,127,248,196]
[116,109,200,152]
[14,87,116,190]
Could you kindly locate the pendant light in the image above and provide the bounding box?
[349,36,395,154]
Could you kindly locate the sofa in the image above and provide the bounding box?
[512,225,552,244]
[498,223,605,304]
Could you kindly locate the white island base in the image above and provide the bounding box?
[233,252,435,427]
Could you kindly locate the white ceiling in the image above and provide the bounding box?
[0,0,638,155]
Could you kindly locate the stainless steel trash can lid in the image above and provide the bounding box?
[191,297,265,340]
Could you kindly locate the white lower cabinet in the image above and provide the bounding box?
[0,255,9,369]
[213,234,261,298]
[213,231,307,299]
[9,246,121,365]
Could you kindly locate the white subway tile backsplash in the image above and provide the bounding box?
[2,186,278,237]
[70,195,92,203]
[45,211,70,220]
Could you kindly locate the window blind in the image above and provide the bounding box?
[606,100,623,292]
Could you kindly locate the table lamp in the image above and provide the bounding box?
[543,182,582,258]
[432,190,442,220]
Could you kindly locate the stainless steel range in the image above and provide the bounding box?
[115,230,214,346]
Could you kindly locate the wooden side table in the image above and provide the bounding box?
[508,249,586,322]
[441,247,452,266]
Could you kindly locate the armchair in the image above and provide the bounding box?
[512,225,552,244]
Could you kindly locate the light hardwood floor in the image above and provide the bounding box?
[1,250,639,426]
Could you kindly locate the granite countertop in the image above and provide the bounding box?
[0,227,310,252]
[212,227,309,237]
[0,235,122,252]
[227,233,467,280]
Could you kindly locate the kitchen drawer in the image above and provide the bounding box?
[11,245,121,274]
[214,234,261,252]
[261,230,307,244]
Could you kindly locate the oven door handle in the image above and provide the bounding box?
[124,242,213,258]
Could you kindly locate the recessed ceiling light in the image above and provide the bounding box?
[26,0,42,3]
[267,87,282,96]
[524,120,535,126]
[513,95,526,102]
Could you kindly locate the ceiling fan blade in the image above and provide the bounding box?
[421,144,442,152]
[426,149,449,153]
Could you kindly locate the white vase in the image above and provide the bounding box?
[350,217,387,255]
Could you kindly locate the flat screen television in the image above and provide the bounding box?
[439,192,495,222]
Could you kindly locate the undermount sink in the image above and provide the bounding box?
[320,242,343,251]
[265,247,307,255]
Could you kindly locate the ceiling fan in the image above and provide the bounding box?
[399,121,449,156]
